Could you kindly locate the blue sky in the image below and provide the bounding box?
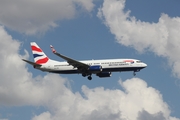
[0,0,180,120]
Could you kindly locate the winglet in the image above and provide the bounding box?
[50,45,56,53]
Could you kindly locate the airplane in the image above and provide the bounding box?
[22,42,147,80]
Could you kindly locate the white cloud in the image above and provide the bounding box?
[0,25,179,120]
[0,0,94,35]
[75,0,94,12]
[31,78,179,120]
[137,110,165,120]
[0,25,70,106]
[97,0,180,78]
[32,112,52,120]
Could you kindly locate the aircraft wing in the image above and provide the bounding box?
[22,59,41,67]
[50,45,90,70]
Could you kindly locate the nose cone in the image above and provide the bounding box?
[143,63,147,67]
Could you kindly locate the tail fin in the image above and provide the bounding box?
[30,42,49,64]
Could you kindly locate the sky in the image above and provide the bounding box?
[0,0,180,120]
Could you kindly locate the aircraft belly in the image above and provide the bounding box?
[50,70,80,74]
[49,64,145,74]
[102,66,144,72]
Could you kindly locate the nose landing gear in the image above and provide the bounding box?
[133,71,136,76]
[133,69,140,76]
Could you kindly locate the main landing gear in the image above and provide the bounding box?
[87,76,92,80]
[82,73,92,80]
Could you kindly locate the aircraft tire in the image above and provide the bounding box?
[133,72,136,76]
[82,73,86,77]
[88,76,92,80]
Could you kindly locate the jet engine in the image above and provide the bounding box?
[88,65,102,72]
[96,72,111,78]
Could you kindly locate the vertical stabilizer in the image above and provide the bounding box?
[30,42,49,64]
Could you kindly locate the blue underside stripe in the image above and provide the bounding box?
[49,67,145,74]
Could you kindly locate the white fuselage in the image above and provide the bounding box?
[36,58,147,74]
[23,42,147,80]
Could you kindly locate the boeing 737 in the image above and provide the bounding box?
[22,42,147,80]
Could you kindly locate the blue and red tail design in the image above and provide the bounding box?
[31,42,49,64]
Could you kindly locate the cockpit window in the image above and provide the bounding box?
[136,61,142,63]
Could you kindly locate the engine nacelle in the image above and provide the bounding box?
[96,72,111,78]
[88,65,102,72]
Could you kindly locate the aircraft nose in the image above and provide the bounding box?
[144,63,147,67]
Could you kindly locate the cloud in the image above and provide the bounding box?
[137,110,180,120]
[137,110,166,120]
[31,78,179,120]
[0,25,70,106]
[32,112,52,120]
[97,0,180,78]
[0,0,94,35]
[0,25,179,120]
[75,0,94,12]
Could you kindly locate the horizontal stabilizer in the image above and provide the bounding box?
[22,59,41,67]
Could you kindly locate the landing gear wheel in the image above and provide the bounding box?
[88,76,92,80]
[82,73,86,77]
[136,69,140,72]
[133,72,136,76]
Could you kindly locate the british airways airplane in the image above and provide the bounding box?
[22,42,147,80]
